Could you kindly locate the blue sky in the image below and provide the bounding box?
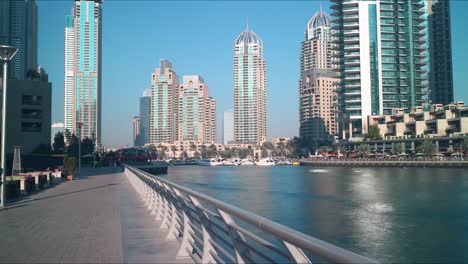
[37,1,468,148]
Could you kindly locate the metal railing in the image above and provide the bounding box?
[124,165,377,264]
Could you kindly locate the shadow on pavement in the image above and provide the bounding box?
[4,183,120,207]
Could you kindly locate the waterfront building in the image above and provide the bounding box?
[223,109,234,145]
[299,7,339,142]
[133,116,140,147]
[0,0,38,80]
[272,137,291,148]
[0,67,52,155]
[331,0,430,138]
[233,24,267,145]
[368,101,468,139]
[150,59,179,144]
[63,0,103,143]
[139,89,151,146]
[428,0,453,105]
[51,123,65,145]
[178,75,216,144]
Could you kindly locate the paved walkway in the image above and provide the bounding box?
[0,167,191,263]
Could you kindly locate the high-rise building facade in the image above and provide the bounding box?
[223,109,234,145]
[332,0,429,137]
[178,75,216,144]
[139,89,151,146]
[150,59,179,144]
[133,116,140,147]
[233,25,267,144]
[299,7,339,142]
[64,0,103,143]
[0,0,38,80]
[63,15,75,135]
[428,0,453,105]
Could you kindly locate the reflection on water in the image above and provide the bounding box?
[162,166,468,263]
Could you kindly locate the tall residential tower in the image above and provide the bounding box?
[178,75,216,144]
[64,0,103,143]
[331,0,429,138]
[299,7,339,142]
[233,25,267,144]
[150,59,179,144]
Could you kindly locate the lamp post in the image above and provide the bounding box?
[76,122,83,177]
[0,45,18,207]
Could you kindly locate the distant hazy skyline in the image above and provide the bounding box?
[37,1,468,148]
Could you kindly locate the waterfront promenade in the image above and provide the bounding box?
[0,167,190,263]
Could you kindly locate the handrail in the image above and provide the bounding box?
[124,165,377,264]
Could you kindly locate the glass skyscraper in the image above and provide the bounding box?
[64,0,102,143]
[0,0,38,80]
[428,0,453,105]
[139,89,151,146]
[233,25,267,144]
[331,0,429,138]
[150,59,179,144]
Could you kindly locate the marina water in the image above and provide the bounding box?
[160,166,468,263]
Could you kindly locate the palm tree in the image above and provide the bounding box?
[394,143,405,154]
[419,140,436,156]
[357,144,370,156]
[170,145,178,158]
[190,142,197,152]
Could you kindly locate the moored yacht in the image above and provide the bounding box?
[256,157,276,166]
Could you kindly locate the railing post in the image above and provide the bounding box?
[160,196,171,229]
[189,196,217,264]
[176,211,194,259]
[218,209,249,263]
[283,241,312,264]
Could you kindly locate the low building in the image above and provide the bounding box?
[272,137,291,147]
[0,70,52,155]
[368,102,468,139]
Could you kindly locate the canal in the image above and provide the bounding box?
[160,166,468,263]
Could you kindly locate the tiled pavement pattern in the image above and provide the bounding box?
[0,167,192,263]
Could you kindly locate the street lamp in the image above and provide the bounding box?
[0,45,18,207]
[76,122,83,177]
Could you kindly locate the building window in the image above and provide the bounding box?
[22,122,42,132]
[21,109,42,119]
[22,95,43,106]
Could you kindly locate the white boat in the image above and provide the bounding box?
[230,157,242,165]
[198,158,235,166]
[256,157,276,166]
[198,159,216,166]
[239,158,255,166]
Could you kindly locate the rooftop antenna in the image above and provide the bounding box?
[246,16,249,31]
[320,1,323,13]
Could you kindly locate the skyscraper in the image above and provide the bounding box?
[233,24,267,144]
[332,0,429,137]
[150,59,179,144]
[299,7,339,142]
[223,109,234,145]
[178,75,216,144]
[133,116,140,147]
[0,0,38,80]
[63,15,74,135]
[428,0,453,105]
[64,0,103,143]
[139,89,151,146]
